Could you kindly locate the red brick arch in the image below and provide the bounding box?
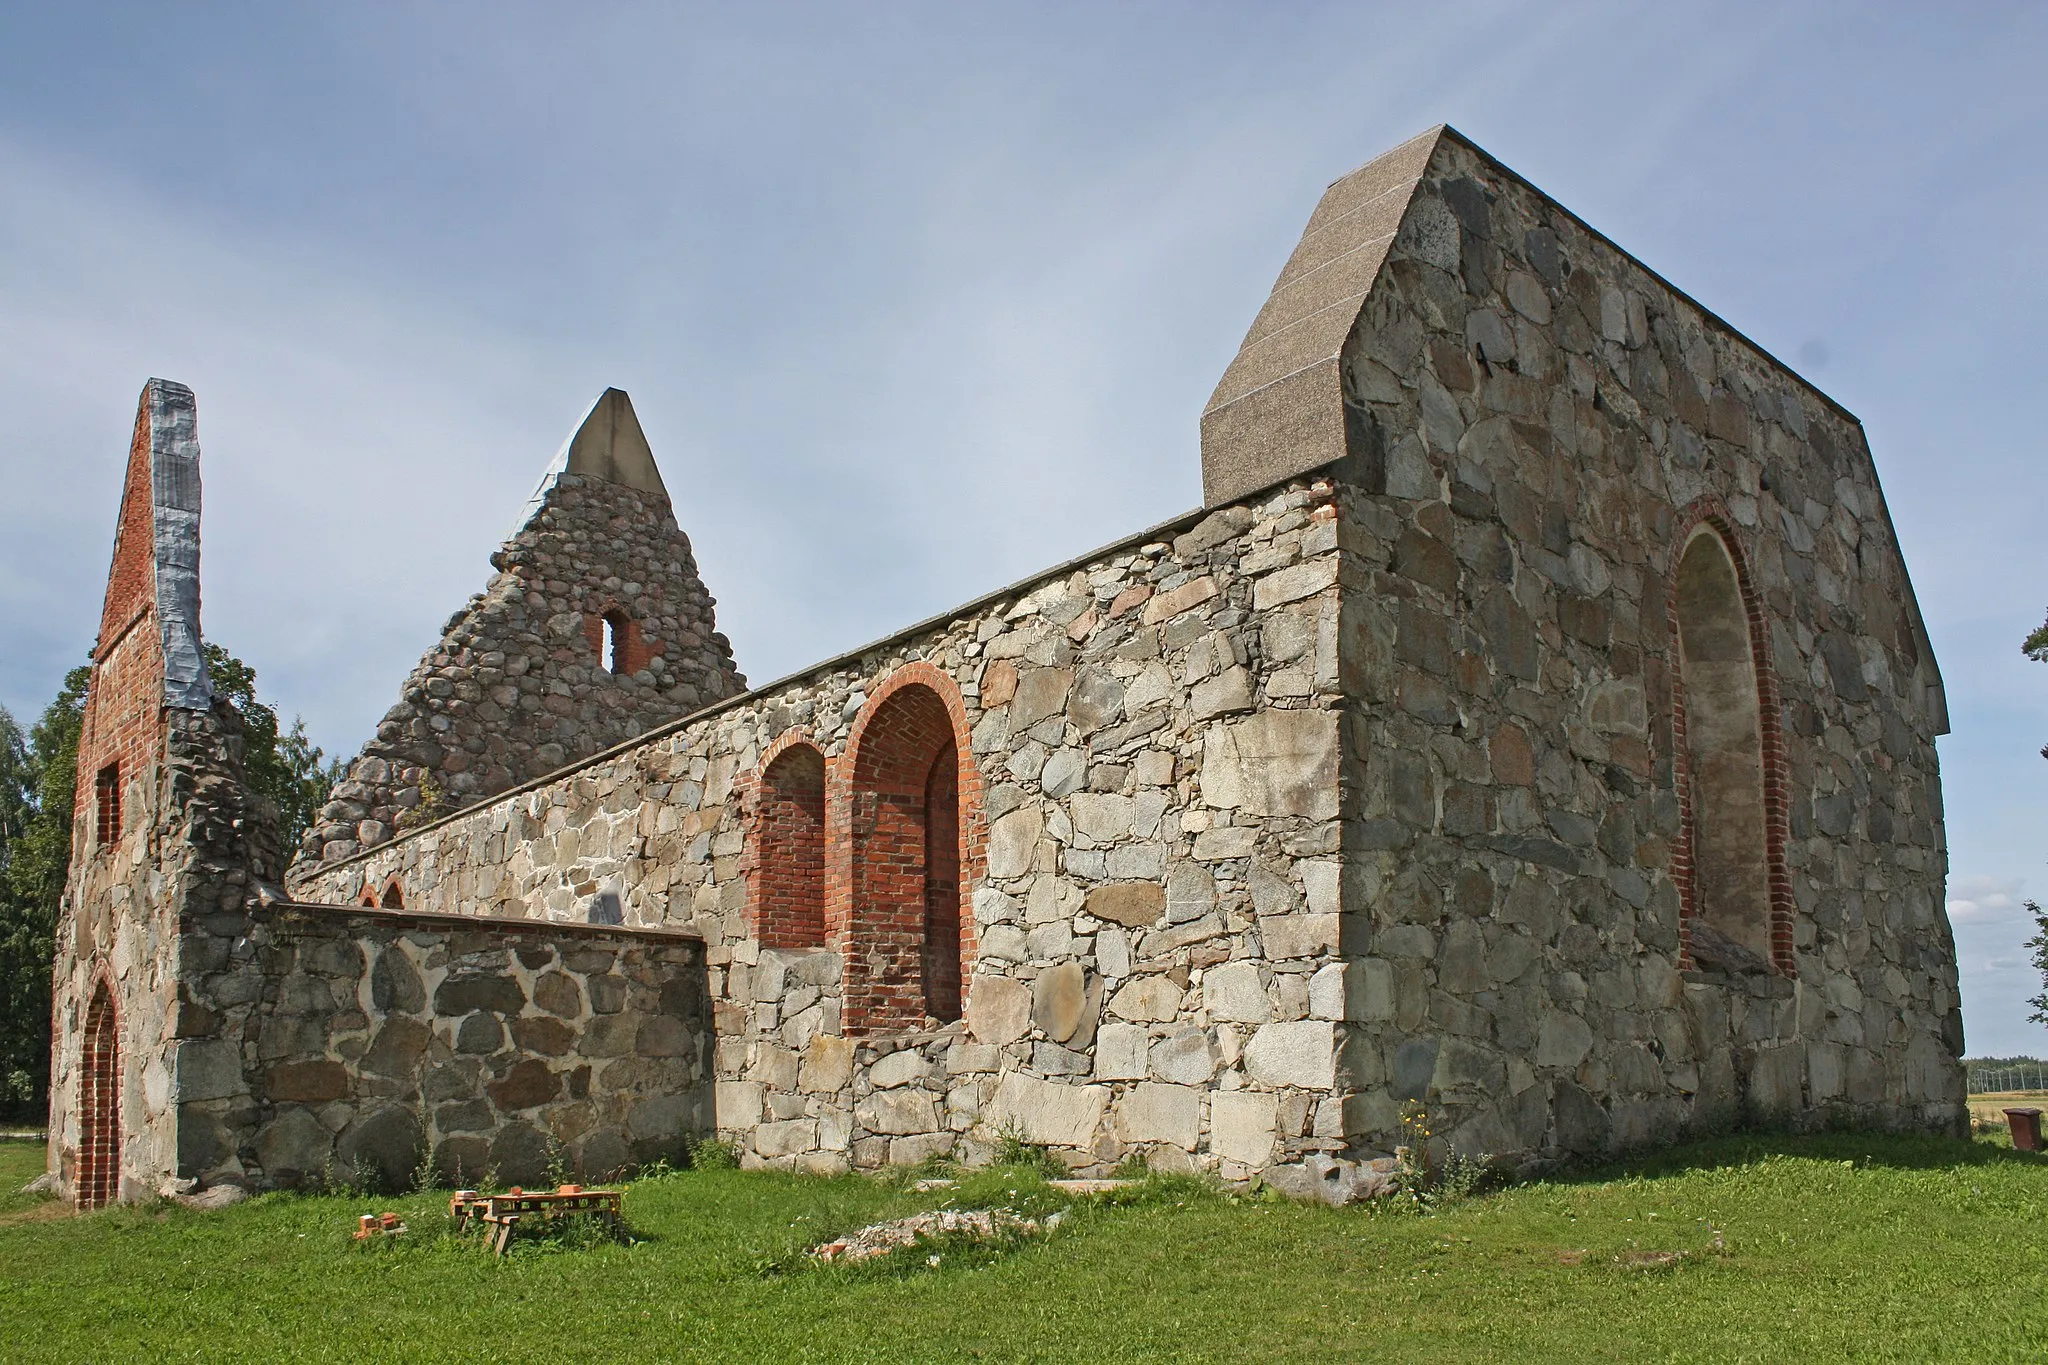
[833,663,985,1034]
[1668,500,1794,976]
[744,729,829,949]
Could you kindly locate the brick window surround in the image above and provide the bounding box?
[832,664,985,1035]
[94,762,121,847]
[582,606,655,677]
[77,980,120,1211]
[1669,504,1794,975]
[747,737,827,949]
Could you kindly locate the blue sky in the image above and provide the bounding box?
[2,3,2043,1052]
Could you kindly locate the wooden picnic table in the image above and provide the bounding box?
[449,1186,624,1255]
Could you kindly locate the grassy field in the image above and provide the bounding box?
[2,1132,2043,1363]
[1969,1090,2048,1131]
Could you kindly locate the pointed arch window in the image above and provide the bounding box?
[1673,524,1790,973]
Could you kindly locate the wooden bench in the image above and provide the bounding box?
[449,1186,625,1255]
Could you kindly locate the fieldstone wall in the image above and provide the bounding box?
[295,480,1355,1176]
[50,702,284,1203]
[173,905,710,1191]
[1318,128,1964,1156]
[78,127,1962,1199]
[291,127,1967,1177]
[301,468,745,865]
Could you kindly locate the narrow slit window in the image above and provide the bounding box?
[95,763,121,845]
[602,610,630,675]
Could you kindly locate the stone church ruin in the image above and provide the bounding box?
[45,126,1966,1207]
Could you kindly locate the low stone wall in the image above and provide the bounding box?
[173,903,710,1191]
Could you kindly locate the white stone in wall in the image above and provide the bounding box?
[965,975,1032,1045]
[715,1080,764,1128]
[1209,1090,1278,1168]
[1308,963,1351,1021]
[986,1074,1108,1148]
[1115,1082,1200,1150]
[1536,1012,1594,1070]
[1299,861,1341,916]
[1199,712,1340,819]
[1203,960,1271,1023]
[1094,1023,1147,1080]
[1096,926,1132,979]
[1149,1028,1218,1085]
[856,1089,939,1136]
[1109,974,1182,1022]
[987,807,1043,880]
[1243,1021,1337,1089]
[1260,914,1338,960]
[802,1035,853,1092]
[869,1050,930,1089]
[1252,560,1338,611]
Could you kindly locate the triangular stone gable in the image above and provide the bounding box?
[1200,125,1944,723]
[296,388,745,866]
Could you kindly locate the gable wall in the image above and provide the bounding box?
[301,471,745,865]
[1323,133,1963,1159]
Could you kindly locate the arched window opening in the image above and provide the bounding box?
[1675,528,1774,971]
[380,881,404,910]
[754,745,826,949]
[360,891,378,908]
[602,610,630,675]
[848,683,968,1031]
[78,983,121,1211]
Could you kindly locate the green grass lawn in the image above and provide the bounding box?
[2,1132,2043,1363]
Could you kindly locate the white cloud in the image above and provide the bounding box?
[1947,875,2030,924]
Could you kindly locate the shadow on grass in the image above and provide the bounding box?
[1537,1123,2048,1188]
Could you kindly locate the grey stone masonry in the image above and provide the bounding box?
[296,481,1354,1176]
[299,389,744,866]
[173,904,710,1191]
[294,125,1965,1177]
[63,125,1966,1203]
[1319,128,1961,1153]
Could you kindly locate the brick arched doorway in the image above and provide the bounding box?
[77,982,121,1210]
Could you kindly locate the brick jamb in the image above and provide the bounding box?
[1668,500,1795,976]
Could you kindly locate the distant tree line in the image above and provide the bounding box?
[0,647,337,1123]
